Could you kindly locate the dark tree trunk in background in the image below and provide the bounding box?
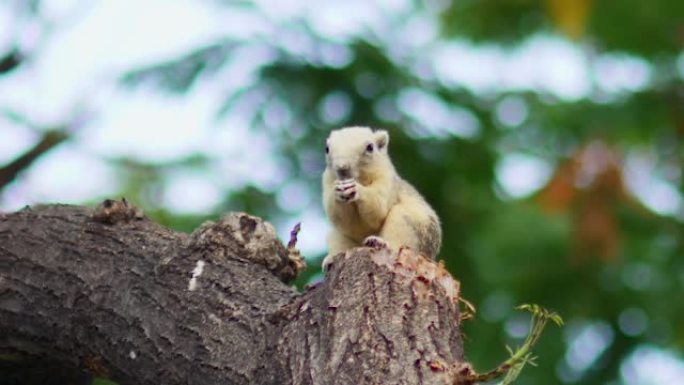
[0,203,466,385]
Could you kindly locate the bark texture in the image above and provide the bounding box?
[0,202,466,385]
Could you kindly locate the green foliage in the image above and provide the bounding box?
[440,0,550,44]
[439,0,684,56]
[589,0,684,56]
[464,304,564,385]
[122,41,238,93]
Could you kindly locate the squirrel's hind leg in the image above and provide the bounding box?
[377,205,421,255]
[323,231,358,270]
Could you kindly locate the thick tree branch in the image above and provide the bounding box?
[0,203,467,384]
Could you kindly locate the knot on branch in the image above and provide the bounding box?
[188,212,304,282]
[91,198,144,225]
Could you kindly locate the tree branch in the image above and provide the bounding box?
[0,202,467,384]
[0,129,68,191]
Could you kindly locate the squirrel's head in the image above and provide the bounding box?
[325,126,391,181]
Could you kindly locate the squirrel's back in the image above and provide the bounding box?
[393,178,441,258]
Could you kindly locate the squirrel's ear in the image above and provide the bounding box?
[375,130,389,150]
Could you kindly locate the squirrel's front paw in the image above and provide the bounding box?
[363,235,389,250]
[334,178,358,202]
[322,253,339,272]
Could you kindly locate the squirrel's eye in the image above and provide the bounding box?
[325,145,329,154]
[366,143,374,153]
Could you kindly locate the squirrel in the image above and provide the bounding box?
[321,126,442,269]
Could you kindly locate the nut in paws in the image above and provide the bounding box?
[335,178,358,202]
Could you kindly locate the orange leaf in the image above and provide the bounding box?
[546,0,592,39]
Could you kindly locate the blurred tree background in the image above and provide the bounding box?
[1,0,684,384]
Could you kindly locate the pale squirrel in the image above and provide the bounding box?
[322,126,442,269]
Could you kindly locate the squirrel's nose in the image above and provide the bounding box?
[336,165,351,179]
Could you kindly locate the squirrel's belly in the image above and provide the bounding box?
[331,202,378,242]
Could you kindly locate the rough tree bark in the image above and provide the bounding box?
[0,201,468,385]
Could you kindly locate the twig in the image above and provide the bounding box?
[287,222,302,250]
[0,130,68,191]
[459,297,477,321]
[0,106,95,193]
[286,222,306,277]
[458,304,563,384]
